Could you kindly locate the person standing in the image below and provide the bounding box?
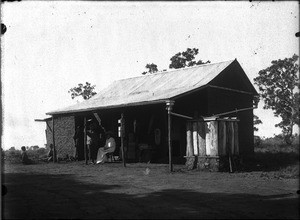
[87,123,100,164]
[73,125,82,161]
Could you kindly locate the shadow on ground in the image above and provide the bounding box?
[2,171,299,219]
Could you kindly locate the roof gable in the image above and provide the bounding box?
[209,59,258,94]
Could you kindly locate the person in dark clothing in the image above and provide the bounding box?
[73,125,83,160]
[87,123,101,164]
[21,146,33,164]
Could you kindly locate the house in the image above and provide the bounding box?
[44,59,258,171]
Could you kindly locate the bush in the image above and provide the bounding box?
[255,135,299,153]
[4,149,22,164]
[37,148,47,155]
[254,135,262,148]
[4,148,49,164]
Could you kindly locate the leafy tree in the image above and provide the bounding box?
[254,54,299,145]
[253,115,262,132]
[142,63,158,75]
[253,96,262,132]
[68,82,97,100]
[30,145,39,151]
[169,48,210,69]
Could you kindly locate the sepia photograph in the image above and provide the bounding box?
[1,1,299,219]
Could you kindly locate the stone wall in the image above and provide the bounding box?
[185,155,241,172]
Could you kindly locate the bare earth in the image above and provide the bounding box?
[2,161,299,219]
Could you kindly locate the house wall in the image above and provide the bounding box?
[207,87,254,157]
[46,116,75,158]
[209,60,256,94]
[173,88,208,117]
[172,86,254,160]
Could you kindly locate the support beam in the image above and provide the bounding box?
[208,85,254,95]
[211,107,256,117]
[52,116,56,163]
[170,112,193,120]
[120,113,126,167]
[93,112,106,134]
[84,116,87,165]
[93,112,101,124]
[46,122,52,133]
[166,100,175,172]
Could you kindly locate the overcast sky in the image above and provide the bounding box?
[1,1,299,149]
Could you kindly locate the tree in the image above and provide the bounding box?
[254,54,299,145]
[169,48,210,69]
[30,145,39,151]
[68,82,97,100]
[253,96,262,132]
[142,63,158,75]
[253,115,262,132]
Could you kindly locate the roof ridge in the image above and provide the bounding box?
[116,59,236,82]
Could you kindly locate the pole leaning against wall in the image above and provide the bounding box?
[166,100,175,172]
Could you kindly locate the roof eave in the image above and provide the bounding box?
[46,99,168,116]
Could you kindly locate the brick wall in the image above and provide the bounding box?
[45,116,75,158]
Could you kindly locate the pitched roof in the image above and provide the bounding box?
[47,59,255,115]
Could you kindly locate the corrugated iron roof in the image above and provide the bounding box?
[47,59,250,115]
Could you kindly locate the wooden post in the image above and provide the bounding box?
[197,121,206,156]
[205,121,218,156]
[192,122,198,155]
[166,100,175,172]
[218,120,227,156]
[186,122,193,157]
[226,121,234,173]
[229,122,235,155]
[52,116,56,163]
[211,121,218,156]
[121,113,126,167]
[234,121,239,155]
[84,116,87,165]
[205,121,211,156]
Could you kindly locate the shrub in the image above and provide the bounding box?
[254,135,262,148]
[37,148,47,156]
[255,135,299,153]
[4,149,22,164]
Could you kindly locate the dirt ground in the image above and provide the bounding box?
[2,161,299,219]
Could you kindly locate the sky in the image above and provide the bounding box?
[1,1,299,150]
